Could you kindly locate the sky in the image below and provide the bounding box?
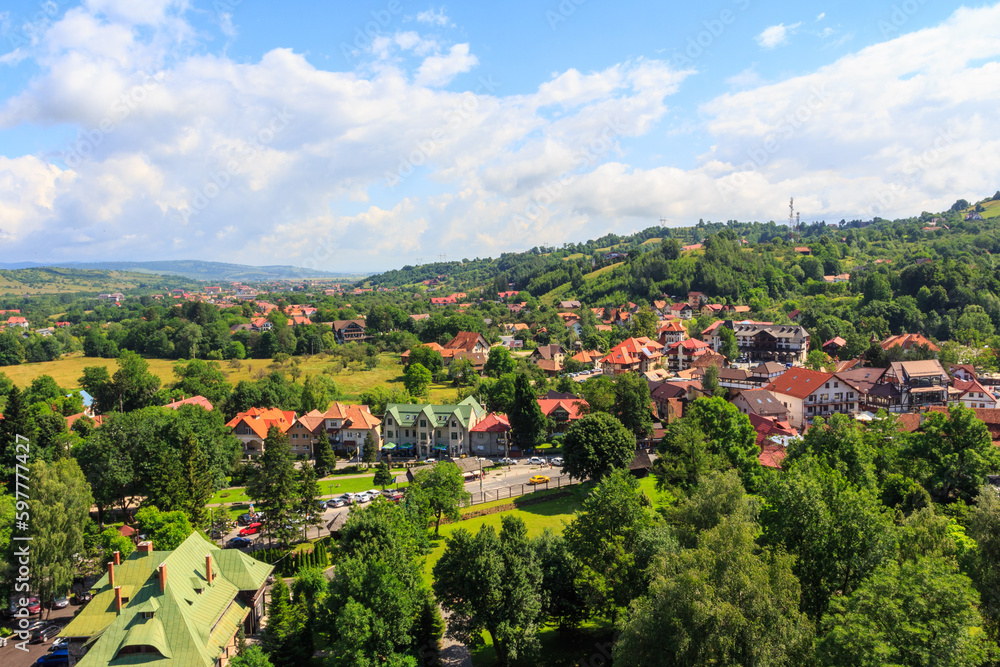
[0,0,998,272]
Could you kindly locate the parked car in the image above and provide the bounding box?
[237,513,253,526]
[384,491,404,503]
[72,590,92,604]
[328,495,351,508]
[551,457,564,466]
[49,637,70,652]
[34,649,69,666]
[528,457,545,465]
[30,623,60,644]
[316,500,328,510]
[26,597,41,614]
[227,536,252,549]
[498,457,517,465]
[352,492,370,504]
[49,596,69,610]
[528,475,550,485]
[238,522,262,536]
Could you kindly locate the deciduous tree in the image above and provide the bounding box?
[562,412,635,482]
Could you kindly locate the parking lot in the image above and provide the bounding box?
[1,603,80,667]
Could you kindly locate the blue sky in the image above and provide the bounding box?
[0,0,997,271]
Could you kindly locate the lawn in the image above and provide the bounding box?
[207,472,410,506]
[1,351,413,402]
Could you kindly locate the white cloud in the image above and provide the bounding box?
[725,66,763,88]
[756,22,802,49]
[416,8,451,27]
[816,12,826,21]
[414,43,477,86]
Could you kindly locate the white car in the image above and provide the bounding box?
[352,492,370,504]
[529,457,545,465]
[498,457,517,466]
[551,457,564,466]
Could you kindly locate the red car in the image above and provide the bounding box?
[238,522,262,536]
[26,597,41,614]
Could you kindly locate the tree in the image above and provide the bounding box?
[229,646,273,667]
[292,566,328,657]
[296,461,323,538]
[483,345,516,378]
[785,414,877,491]
[631,309,658,339]
[98,526,135,566]
[247,427,299,546]
[0,330,24,365]
[562,470,656,622]
[759,457,896,620]
[817,556,991,667]
[683,397,763,492]
[410,461,470,535]
[702,362,720,396]
[262,577,308,667]
[404,362,432,397]
[967,486,1000,640]
[171,358,232,406]
[111,350,161,412]
[613,372,653,439]
[562,412,635,481]
[30,459,93,618]
[134,505,193,550]
[374,461,394,489]
[361,431,377,468]
[313,436,337,478]
[533,529,589,629]
[653,419,725,492]
[178,434,212,527]
[903,405,1000,504]
[433,516,544,666]
[615,512,814,667]
[75,426,137,528]
[0,385,35,473]
[578,375,616,414]
[718,326,739,361]
[507,373,546,452]
[406,345,444,373]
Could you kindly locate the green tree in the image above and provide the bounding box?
[229,646,273,667]
[967,486,1000,640]
[433,516,544,666]
[562,470,655,622]
[135,505,193,550]
[578,374,616,414]
[702,362,720,396]
[98,526,136,566]
[653,419,725,492]
[562,412,635,481]
[533,529,589,629]
[902,404,1000,504]
[111,350,161,412]
[30,459,93,618]
[374,461,394,489]
[0,385,35,473]
[361,431,377,468]
[296,461,323,538]
[817,556,991,667]
[171,358,232,406]
[718,326,739,361]
[613,372,653,439]
[178,434,212,527]
[615,511,814,667]
[684,397,763,492]
[785,414,877,491]
[483,345,516,378]
[262,577,308,667]
[404,362,432,397]
[631,308,658,339]
[0,330,25,365]
[507,373,545,452]
[806,349,835,371]
[407,345,444,373]
[313,437,337,478]
[760,457,896,620]
[247,427,299,546]
[410,461,470,535]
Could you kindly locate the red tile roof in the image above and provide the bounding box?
[470,413,511,433]
[163,395,214,411]
[225,407,295,439]
[881,333,940,353]
[444,331,487,351]
[766,368,834,400]
[536,398,588,420]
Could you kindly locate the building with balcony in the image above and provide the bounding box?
[381,396,486,459]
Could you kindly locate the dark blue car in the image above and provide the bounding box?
[35,649,69,666]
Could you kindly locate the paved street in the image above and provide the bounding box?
[1,603,81,667]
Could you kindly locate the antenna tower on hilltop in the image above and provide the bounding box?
[789,197,795,233]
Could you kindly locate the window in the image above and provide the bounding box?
[420,420,427,428]
[451,432,458,440]
[387,430,394,438]
[404,429,409,437]
[452,420,457,427]
[478,433,484,439]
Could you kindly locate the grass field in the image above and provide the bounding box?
[977,200,1000,219]
[1,351,424,403]
[0,268,191,296]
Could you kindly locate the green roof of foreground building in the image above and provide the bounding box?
[61,531,272,666]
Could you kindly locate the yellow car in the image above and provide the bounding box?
[528,475,550,485]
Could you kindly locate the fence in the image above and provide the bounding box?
[466,474,580,506]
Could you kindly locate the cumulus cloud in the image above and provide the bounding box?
[416,8,451,27]
[0,2,998,269]
[756,22,802,49]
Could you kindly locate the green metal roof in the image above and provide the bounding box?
[62,532,272,667]
[385,396,484,431]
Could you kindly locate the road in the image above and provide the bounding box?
[1,603,79,667]
[217,459,569,548]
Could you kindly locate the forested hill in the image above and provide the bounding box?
[359,195,1000,307]
[0,260,354,282]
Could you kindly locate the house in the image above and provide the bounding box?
[497,291,519,301]
[331,319,367,344]
[570,349,603,369]
[59,532,271,667]
[443,331,490,354]
[927,406,1000,445]
[98,292,125,302]
[950,364,978,383]
[499,335,524,350]
[657,321,688,346]
[722,304,752,315]
[249,318,272,332]
[751,361,790,382]
[205,286,222,294]
[531,344,567,366]
[714,368,756,390]
[881,333,940,353]
[822,274,851,283]
[537,397,588,433]
[749,413,798,469]
[559,300,582,309]
[604,251,628,261]
[5,316,28,328]
[409,313,430,322]
[732,389,789,421]
[225,407,295,457]
[321,403,383,456]
[286,409,327,458]
[171,288,186,298]
[668,303,695,320]
[822,337,848,357]
[681,242,703,252]
[662,338,711,372]
[448,350,489,375]
[835,367,889,411]
[766,368,859,429]
[730,322,810,365]
[966,212,984,221]
[950,379,1000,410]
[794,246,811,254]
[688,291,707,308]
[602,337,665,375]
[55,321,72,328]
[163,396,214,411]
[469,413,511,457]
[381,397,486,459]
[883,360,949,410]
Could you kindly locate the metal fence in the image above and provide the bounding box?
[467,474,579,506]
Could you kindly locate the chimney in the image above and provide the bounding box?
[107,561,115,589]
[113,550,121,565]
[158,563,167,593]
[205,554,213,584]
[114,586,122,613]
[138,541,153,554]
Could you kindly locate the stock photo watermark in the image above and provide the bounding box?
[5,0,61,49]
[11,434,33,652]
[669,0,752,69]
[339,0,412,61]
[878,0,930,38]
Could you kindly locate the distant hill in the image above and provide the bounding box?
[0,260,363,282]
[0,267,205,296]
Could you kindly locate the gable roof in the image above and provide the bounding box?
[225,407,295,439]
[881,333,940,353]
[444,331,488,351]
[294,409,327,432]
[470,413,511,433]
[766,368,834,399]
[536,398,588,420]
[735,389,786,416]
[62,532,271,667]
[164,396,214,411]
